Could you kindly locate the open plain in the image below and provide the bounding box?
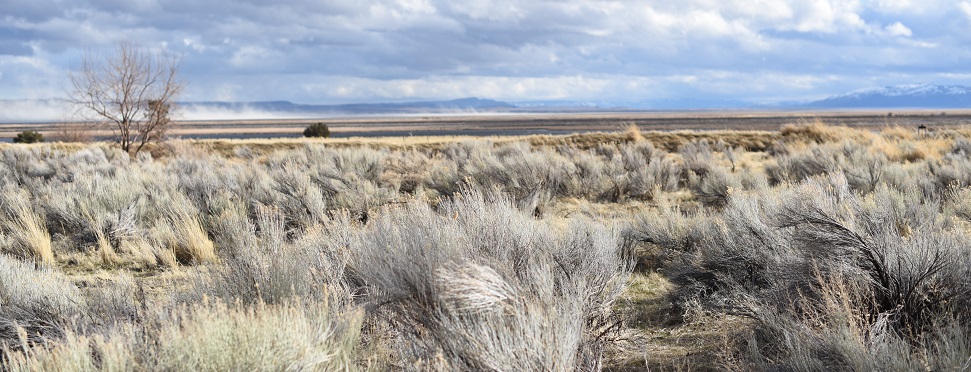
[1,118,971,370]
[3,110,971,141]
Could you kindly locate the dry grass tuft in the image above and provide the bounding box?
[869,129,952,162]
[780,118,854,143]
[94,229,119,267]
[165,209,217,265]
[5,202,55,266]
[624,123,645,143]
[879,125,917,140]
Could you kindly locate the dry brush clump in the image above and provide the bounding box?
[0,253,141,365]
[0,254,83,351]
[190,203,353,307]
[424,140,684,210]
[779,120,854,144]
[348,189,634,370]
[635,173,971,369]
[3,300,363,371]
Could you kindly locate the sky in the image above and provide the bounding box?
[2,0,971,106]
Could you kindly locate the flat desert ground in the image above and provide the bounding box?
[2,110,970,141]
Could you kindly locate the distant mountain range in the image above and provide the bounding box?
[514,84,971,110]
[511,98,755,110]
[3,84,971,123]
[180,95,785,115]
[803,84,971,109]
[181,97,515,115]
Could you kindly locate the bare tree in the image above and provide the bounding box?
[69,40,184,154]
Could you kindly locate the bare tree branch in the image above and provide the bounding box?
[69,40,184,155]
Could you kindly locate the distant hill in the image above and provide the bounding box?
[513,98,755,110]
[181,97,516,115]
[806,84,971,109]
[9,87,971,124]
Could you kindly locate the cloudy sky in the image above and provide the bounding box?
[2,0,971,105]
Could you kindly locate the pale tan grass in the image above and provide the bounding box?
[0,142,89,152]
[124,237,160,268]
[7,203,55,266]
[95,230,119,267]
[780,118,872,144]
[879,125,917,141]
[3,301,363,371]
[623,122,645,142]
[151,301,362,371]
[167,210,217,265]
[869,132,952,162]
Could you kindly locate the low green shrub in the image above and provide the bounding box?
[303,122,330,138]
[12,131,43,144]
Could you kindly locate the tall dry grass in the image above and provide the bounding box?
[0,193,54,266]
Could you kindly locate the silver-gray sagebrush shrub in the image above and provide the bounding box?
[348,189,633,370]
[637,173,971,370]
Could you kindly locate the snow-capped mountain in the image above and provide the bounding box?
[807,84,971,108]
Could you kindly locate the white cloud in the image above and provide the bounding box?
[229,45,273,67]
[0,99,72,123]
[961,2,971,20]
[873,0,913,12]
[885,22,912,37]
[1,0,971,104]
[871,0,955,15]
[188,70,869,104]
[0,55,66,100]
[306,75,628,101]
[784,0,868,33]
[447,0,525,21]
[726,0,795,21]
[179,105,313,121]
[182,38,207,52]
[681,10,769,50]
